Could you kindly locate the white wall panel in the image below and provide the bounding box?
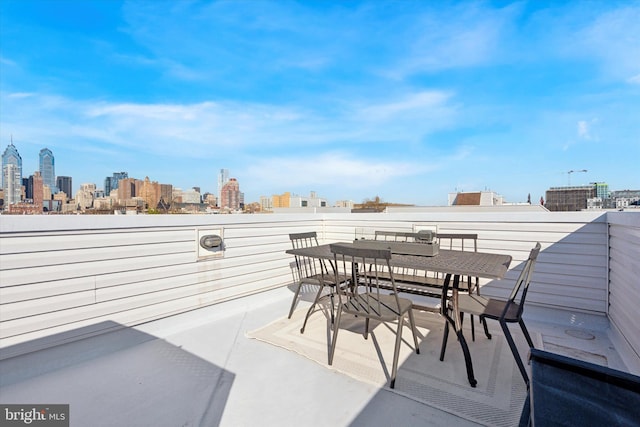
[607,212,640,367]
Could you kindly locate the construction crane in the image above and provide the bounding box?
[567,169,587,186]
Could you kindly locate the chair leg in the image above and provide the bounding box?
[288,281,303,319]
[390,316,404,389]
[439,320,450,361]
[407,309,420,354]
[329,293,335,325]
[481,315,492,339]
[519,318,534,348]
[329,307,343,365]
[500,321,530,387]
[364,317,370,340]
[300,284,326,334]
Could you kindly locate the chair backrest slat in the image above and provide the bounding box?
[435,233,478,252]
[505,242,541,319]
[289,231,329,278]
[330,243,403,316]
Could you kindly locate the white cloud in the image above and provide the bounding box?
[244,151,436,193]
[577,120,591,139]
[3,88,458,162]
[387,2,520,77]
[8,92,35,98]
[578,6,640,82]
[356,91,453,121]
[577,118,599,141]
[0,56,17,66]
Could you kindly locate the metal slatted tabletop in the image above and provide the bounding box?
[287,242,511,280]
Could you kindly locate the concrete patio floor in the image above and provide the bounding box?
[0,287,626,427]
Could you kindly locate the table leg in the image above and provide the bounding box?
[442,273,477,387]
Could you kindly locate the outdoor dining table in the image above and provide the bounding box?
[286,240,512,387]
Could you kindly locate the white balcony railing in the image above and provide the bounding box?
[1,211,638,370]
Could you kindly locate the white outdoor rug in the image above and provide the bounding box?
[248,307,528,427]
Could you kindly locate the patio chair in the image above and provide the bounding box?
[439,242,541,387]
[328,243,421,389]
[288,232,347,333]
[436,233,483,340]
[519,348,640,426]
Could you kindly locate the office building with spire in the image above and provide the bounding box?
[2,140,23,210]
[218,169,229,207]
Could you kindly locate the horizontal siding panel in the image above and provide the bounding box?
[0,277,95,304]
[609,250,640,279]
[532,271,607,290]
[609,223,640,245]
[534,259,607,277]
[1,291,96,321]
[1,242,194,270]
[0,277,289,354]
[0,252,195,287]
[477,230,606,247]
[0,267,291,341]
[93,257,289,304]
[527,293,607,313]
[0,229,195,255]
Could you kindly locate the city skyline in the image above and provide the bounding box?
[1,1,639,205]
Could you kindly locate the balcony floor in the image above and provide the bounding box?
[0,287,627,427]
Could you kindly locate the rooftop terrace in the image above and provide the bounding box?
[1,210,638,426]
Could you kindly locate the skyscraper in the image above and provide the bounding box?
[32,171,44,210]
[22,177,32,200]
[2,141,23,209]
[220,178,241,210]
[218,169,229,207]
[39,148,56,193]
[104,172,128,196]
[56,176,73,198]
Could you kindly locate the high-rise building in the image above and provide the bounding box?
[22,177,32,200]
[592,182,609,200]
[32,171,44,211]
[104,172,128,196]
[160,184,173,205]
[117,178,137,201]
[75,183,96,210]
[140,176,162,209]
[39,148,56,193]
[218,169,229,207]
[2,141,23,209]
[220,178,241,210]
[56,176,72,199]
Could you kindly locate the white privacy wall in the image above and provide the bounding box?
[0,211,618,358]
[321,211,610,313]
[0,215,321,357]
[607,212,640,366]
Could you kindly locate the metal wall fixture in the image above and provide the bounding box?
[200,234,223,250]
[196,228,224,260]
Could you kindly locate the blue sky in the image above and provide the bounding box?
[1,0,638,205]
